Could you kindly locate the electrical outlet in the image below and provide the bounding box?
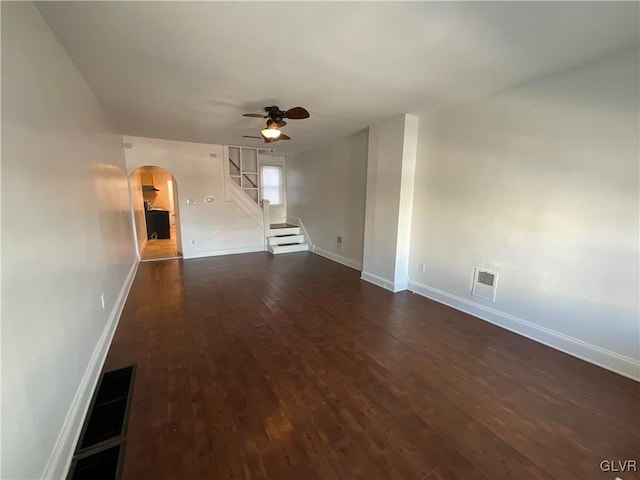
[100,293,106,309]
[418,263,425,273]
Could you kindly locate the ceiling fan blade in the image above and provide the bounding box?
[243,135,262,139]
[283,106,310,119]
[243,113,267,118]
[279,134,291,140]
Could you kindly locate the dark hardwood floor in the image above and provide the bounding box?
[104,252,639,480]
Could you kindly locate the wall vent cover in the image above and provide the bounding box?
[471,268,498,302]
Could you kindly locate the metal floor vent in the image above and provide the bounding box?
[69,444,124,480]
[68,365,136,480]
[78,365,136,450]
[471,268,498,302]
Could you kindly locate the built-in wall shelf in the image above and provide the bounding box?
[228,146,260,203]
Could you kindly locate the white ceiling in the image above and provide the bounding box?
[37,2,639,155]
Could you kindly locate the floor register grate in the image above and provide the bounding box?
[67,365,136,480]
[69,444,124,480]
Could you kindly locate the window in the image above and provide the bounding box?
[260,165,283,205]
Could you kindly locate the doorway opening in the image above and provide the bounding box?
[129,166,183,261]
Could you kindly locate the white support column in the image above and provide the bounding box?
[361,114,419,292]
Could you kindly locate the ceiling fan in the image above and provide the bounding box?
[242,105,310,143]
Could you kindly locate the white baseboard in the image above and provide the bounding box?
[182,245,266,259]
[360,271,396,291]
[312,246,362,271]
[360,271,409,292]
[394,280,408,292]
[42,259,140,479]
[408,280,640,381]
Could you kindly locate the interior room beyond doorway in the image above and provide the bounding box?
[130,166,182,262]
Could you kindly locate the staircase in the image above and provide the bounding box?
[223,149,310,255]
[267,223,308,254]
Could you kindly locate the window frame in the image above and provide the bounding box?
[259,163,285,207]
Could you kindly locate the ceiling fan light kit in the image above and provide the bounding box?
[242,105,310,143]
[261,128,281,139]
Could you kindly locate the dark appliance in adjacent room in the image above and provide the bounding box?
[145,210,170,239]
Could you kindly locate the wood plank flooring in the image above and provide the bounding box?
[105,252,639,480]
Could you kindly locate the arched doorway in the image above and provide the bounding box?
[128,166,182,261]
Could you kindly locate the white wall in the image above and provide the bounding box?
[1,3,138,478]
[409,49,640,379]
[124,136,264,258]
[287,131,368,269]
[128,170,147,256]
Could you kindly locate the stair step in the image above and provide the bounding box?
[270,223,298,229]
[268,243,309,255]
[268,226,300,236]
[268,234,304,246]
